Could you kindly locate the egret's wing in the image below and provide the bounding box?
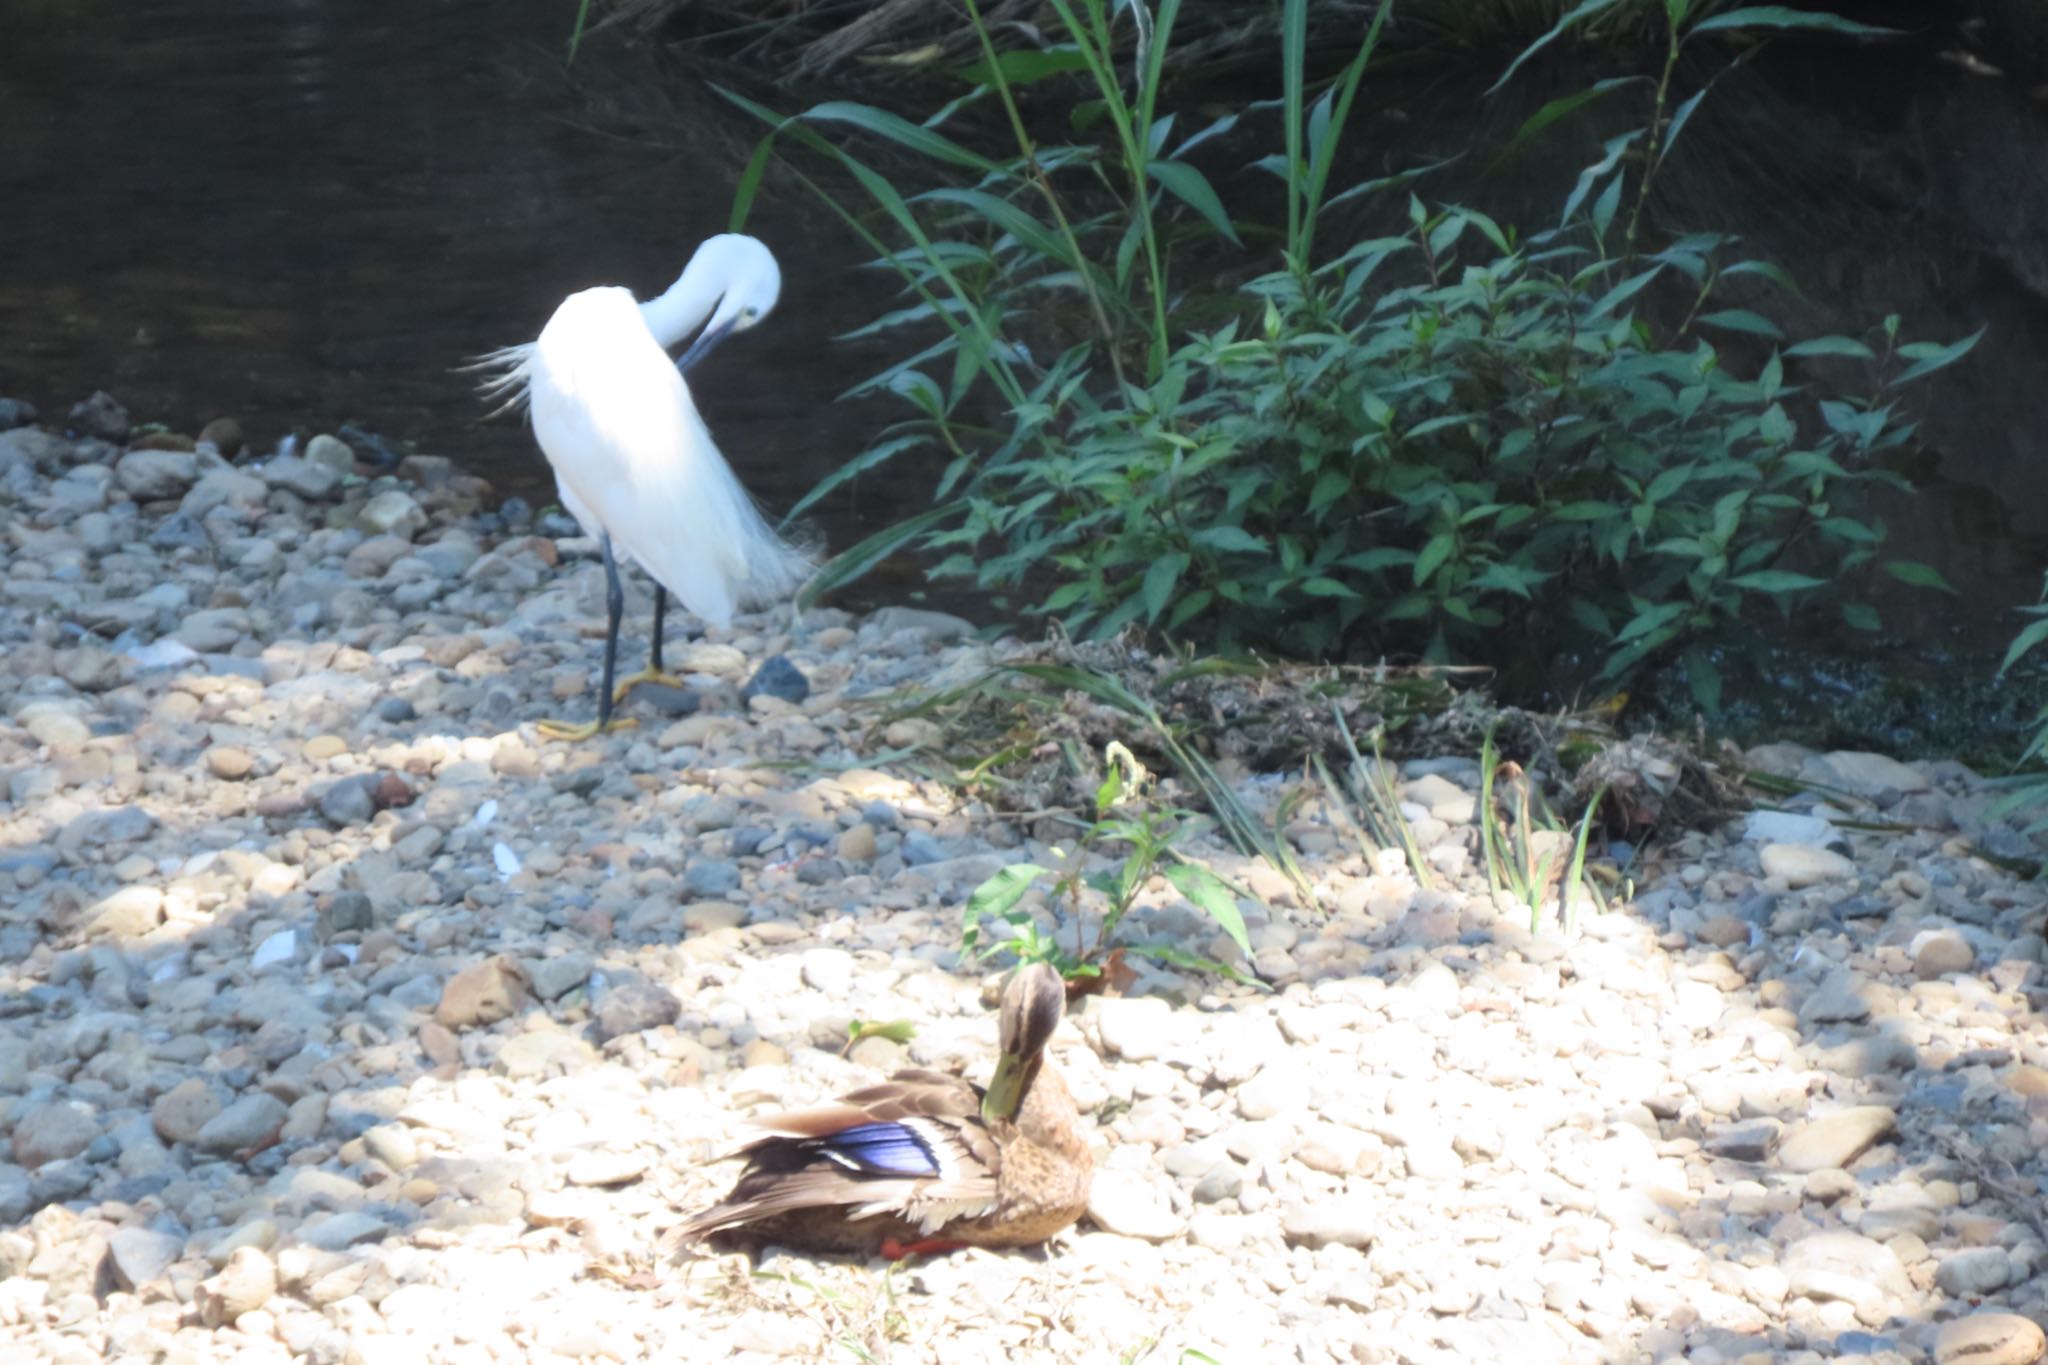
[525,287,810,626]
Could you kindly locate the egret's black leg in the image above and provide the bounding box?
[607,583,684,706]
[537,533,641,741]
[595,532,625,732]
[649,586,667,677]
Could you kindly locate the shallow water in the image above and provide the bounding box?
[0,0,930,597]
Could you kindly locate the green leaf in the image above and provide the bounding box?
[1299,576,1361,599]
[954,45,1092,88]
[1488,0,1631,94]
[1141,552,1190,624]
[1414,532,1455,586]
[1884,559,1957,593]
[1891,325,1985,386]
[802,100,1000,172]
[1191,525,1269,555]
[1841,602,1882,632]
[846,1018,918,1045]
[1687,6,1898,39]
[1697,309,1784,339]
[1616,600,1687,644]
[1499,77,1644,158]
[1148,159,1242,245]
[1785,335,1877,360]
[2000,616,2048,675]
[1729,570,1827,594]
[961,863,1047,953]
[1162,863,1252,958]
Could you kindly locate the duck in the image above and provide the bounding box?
[670,961,1093,1258]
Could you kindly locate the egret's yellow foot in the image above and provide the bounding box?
[535,715,639,742]
[610,668,686,705]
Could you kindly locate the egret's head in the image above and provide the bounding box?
[674,233,782,373]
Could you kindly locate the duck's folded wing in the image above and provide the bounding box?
[675,1109,999,1242]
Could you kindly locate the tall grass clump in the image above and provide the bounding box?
[726,0,1975,707]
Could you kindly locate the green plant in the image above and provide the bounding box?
[1990,575,2048,844]
[1476,723,1609,933]
[961,741,1259,985]
[727,0,1967,710]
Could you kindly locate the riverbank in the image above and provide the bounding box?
[3,403,2048,1364]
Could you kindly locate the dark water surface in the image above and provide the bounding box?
[4,5,2047,741]
[0,0,925,593]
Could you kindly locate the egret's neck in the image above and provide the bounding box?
[639,272,721,351]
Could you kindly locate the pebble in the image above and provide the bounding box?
[0,413,2041,1363]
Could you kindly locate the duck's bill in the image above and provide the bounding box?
[981,1052,1027,1122]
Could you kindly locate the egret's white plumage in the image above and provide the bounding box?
[468,234,811,737]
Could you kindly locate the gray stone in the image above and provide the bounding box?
[306,432,357,474]
[1936,1247,2014,1298]
[1801,967,1872,1025]
[116,448,199,499]
[741,654,810,705]
[798,948,855,996]
[1703,1118,1781,1163]
[1761,843,1857,887]
[1784,1231,1912,1312]
[684,860,741,897]
[1779,1106,1895,1172]
[11,1100,99,1169]
[526,952,593,1003]
[302,1211,388,1251]
[1743,810,1846,849]
[593,977,680,1041]
[107,1226,183,1289]
[68,390,129,439]
[194,1093,289,1154]
[355,489,427,540]
[1086,1169,1184,1241]
[1282,1196,1377,1249]
[261,454,341,500]
[0,1163,28,1222]
[197,1245,278,1327]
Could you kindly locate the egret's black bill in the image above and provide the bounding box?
[676,317,737,374]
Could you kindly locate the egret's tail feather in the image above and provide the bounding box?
[459,342,538,421]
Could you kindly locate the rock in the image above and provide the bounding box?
[0,396,37,428]
[153,1079,222,1144]
[198,416,244,455]
[261,453,341,499]
[1085,1169,1183,1240]
[205,745,255,780]
[1912,928,1976,980]
[684,859,741,897]
[1761,843,1856,887]
[318,776,376,827]
[435,956,531,1030]
[355,489,427,539]
[1934,1314,2046,1365]
[317,890,376,941]
[0,1163,28,1222]
[527,952,593,1003]
[180,467,267,516]
[593,977,680,1040]
[1935,1246,2014,1297]
[302,1211,388,1251]
[1704,1119,1781,1163]
[1807,750,1932,799]
[193,1093,288,1154]
[1800,967,1872,1025]
[1783,1231,1912,1312]
[799,948,855,996]
[1094,996,1177,1061]
[1778,1106,1895,1172]
[86,885,164,938]
[106,1226,183,1290]
[566,1151,647,1187]
[197,1245,277,1327]
[12,1100,99,1169]
[68,389,129,440]
[305,432,356,473]
[1282,1196,1377,1249]
[1743,810,1845,848]
[116,448,198,498]
[741,654,810,705]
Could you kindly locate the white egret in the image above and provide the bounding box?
[468,234,812,741]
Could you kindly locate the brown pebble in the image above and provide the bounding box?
[418,1020,462,1067]
[368,771,414,810]
[128,431,196,453]
[303,735,348,761]
[205,746,253,781]
[434,955,531,1031]
[198,416,245,456]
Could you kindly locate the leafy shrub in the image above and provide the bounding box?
[728,0,1972,704]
